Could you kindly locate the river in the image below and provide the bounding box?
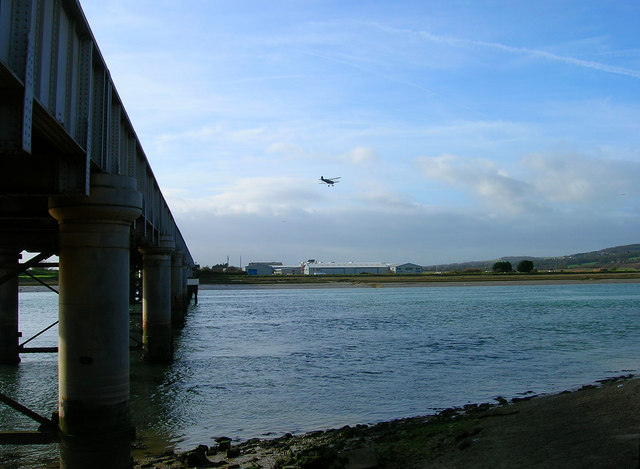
[1,282,638,466]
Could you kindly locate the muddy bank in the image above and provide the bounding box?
[132,375,639,469]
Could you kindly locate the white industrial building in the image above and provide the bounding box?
[243,260,425,276]
[303,262,391,275]
[273,265,304,275]
[390,263,423,274]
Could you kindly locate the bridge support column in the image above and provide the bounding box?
[182,262,190,306]
[0,249,20,365]
[49,173,142,468]
[171,253,185,327]
[140,236,174,363]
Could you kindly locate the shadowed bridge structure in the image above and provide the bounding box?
[1,1,198,466]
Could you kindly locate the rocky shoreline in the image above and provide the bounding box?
[131,375,639,469]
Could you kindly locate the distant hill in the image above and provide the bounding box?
[423,243,640,272]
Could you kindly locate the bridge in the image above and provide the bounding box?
[1,0,198,465]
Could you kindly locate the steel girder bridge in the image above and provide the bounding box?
[1,1,199,466]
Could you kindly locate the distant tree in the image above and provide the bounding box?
[210,263,228,272]
[517,260,535,273]
[492,261,513,273]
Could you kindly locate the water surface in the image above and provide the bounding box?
[1,283,638,464]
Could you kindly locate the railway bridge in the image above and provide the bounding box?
[1,0,198,465]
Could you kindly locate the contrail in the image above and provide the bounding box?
[375,23,640,80]
[297,48,488,117]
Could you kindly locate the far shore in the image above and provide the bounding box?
[198,276,640,290]
[18,274,640,293]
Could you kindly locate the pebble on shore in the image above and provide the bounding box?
[132,374,639,469]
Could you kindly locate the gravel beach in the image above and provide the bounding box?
[131,375,640,469]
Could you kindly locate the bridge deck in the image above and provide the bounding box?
[0,0,193,267]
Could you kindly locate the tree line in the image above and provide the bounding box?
[493,260,534,273]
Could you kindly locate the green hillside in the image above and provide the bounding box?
[423,243,640,272]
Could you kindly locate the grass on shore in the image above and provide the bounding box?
[196,270,640,286]
[17,268,640,287]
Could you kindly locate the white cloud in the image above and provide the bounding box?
[339,147,379,164]
[522,153,640,205]
[166,177,321,217]
[415,154,536,215]
[352,189,420,211]
[416,151,640,217]
[174,200,640,267]
[228,127,268,144]
[266,143,379,166]
[267,143,315,160]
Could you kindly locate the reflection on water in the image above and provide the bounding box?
[1,291,59,467]
[2,283,639,466]
[59,433,131,469]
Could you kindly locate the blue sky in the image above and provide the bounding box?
[80,0,640,267]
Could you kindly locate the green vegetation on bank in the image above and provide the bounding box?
[196,269,640,286]
[17,268,640,287]
[18,268,58,285]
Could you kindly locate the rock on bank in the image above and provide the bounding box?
[132,375,639,468]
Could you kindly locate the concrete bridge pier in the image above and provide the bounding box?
[48,173,142,468]
[0,248,20,365]
[171,252,186,327]
[181,261,190,308]
[140,236,174,363]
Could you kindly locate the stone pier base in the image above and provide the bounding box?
[49,173,142,468]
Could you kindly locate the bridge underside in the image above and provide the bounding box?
[1,1,198,466]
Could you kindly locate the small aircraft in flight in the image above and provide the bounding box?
[319,176,341,187]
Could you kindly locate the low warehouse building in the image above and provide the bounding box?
[244,262,282,276]
[391,263,423,274]
[274,265,304,275]
[304,262,391,275]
